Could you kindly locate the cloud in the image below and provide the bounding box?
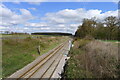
[28,2,41,5]
[0,3,118,35]
[27,0,46,5]
[0,3,34,27]
[1,0,119,2]
[25,22,48,27]
[43,8,118,23]
[40,8,118,34]
[20,9,34,19]
[16,8,117,35]
[28,8,36,10]
[12,2,21,4]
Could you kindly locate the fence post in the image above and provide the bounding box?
[37,45,40,55]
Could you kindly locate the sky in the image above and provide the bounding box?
[0,2,118,35]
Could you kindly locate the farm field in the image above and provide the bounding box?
[0,34,60,39]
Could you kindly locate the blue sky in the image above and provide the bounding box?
[0,2,118,34]
[4,2,118,16]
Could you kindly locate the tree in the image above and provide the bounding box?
[5,31,9,34]
[75,16,119,40]
[75,18,96,38]
[104,16,119,40]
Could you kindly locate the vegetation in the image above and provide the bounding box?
[2,35,67,78]
[1,34,55,38]
[64,39,91,78]
[65,39,119,78]
[75,16,119,40]
[64,16,119,78]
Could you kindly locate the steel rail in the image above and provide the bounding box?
[17,41,68,79]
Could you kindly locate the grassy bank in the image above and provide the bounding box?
[100,40,120,43]
[65,39,119,78]
[2,36,68,78]
[1,34,60,39]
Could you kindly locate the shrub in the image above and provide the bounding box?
[83,41,118,78]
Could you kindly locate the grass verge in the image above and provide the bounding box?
[65,39,119,78]
[2,36,67,78]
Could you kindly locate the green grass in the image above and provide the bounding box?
[2,36,68,78]
[66,48,90,78]
[100,40,120,42]
[65,39,92,78]
[65,39,118,78]
[1,34,64,38]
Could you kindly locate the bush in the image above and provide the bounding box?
[65,39,119,78]
[83,41,118,78]
[84,35,94,40]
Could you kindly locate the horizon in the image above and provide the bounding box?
[0,2,118,35]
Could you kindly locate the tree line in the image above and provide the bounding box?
[1,31,29,35]
[75,16,120,41]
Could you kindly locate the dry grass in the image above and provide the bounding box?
[2,36,68,78]
[65,39,119,78]
[83,41,119,78]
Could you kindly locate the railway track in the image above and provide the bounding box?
[39,42,68,79]
[8,40,70,79]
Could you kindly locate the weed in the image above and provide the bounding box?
[65,39,119,78]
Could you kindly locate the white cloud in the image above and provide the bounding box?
[20,9,34,19]
[0,26,9,29]
[28,8,36,10]
[0,4,34,27]
[25,22,48,27]
[43,8,118,23]
[16,8,118,35]
[1,0,119,2]
[0,3,118,35]
[12,2,21,4]
[41,8,118,34]
[28,2,41,5]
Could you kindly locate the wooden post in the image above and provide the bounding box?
[37,45,40,55]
